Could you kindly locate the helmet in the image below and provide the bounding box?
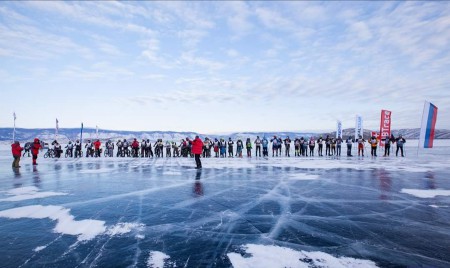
[69,141,72,144]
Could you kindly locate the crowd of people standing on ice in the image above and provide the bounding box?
[11,134,407,169]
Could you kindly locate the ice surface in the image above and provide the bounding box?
[0,143,449,267]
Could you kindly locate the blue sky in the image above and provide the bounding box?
[1,1,449,133]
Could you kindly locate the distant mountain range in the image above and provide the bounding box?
[1,128,449,142]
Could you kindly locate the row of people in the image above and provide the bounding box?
[16,134,407,166]
[54,134,408,159]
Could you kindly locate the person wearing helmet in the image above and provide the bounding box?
[254,136,262,157]
[65,141,74,158]
[94,139,102,157]
[345,136,354,157]
[270,136,279,157]
[123,139,130,157]
[131,138,139,157]
[165,141,172,157]
[317,136,324,156]
[356,135,366,157]
[22,142,32,157]
[284,136,291,157]
[308,137,315,156]
[246,138,252,157]
[227,138,234,158]
[74,140,82,158]
[213,138,220,158]
[294,138,301,157]
[219,138,226,158]
[141,139,147,158]
[192,136,203,169]
[146,139,154,157]
[116,139,123,157]
[369,136,378,157]
[85,139,94,157]
[395,134,406,157]
[325,135,332,156]
[262,136,269,157]
[52,140,62,158]
[31,138,42,165]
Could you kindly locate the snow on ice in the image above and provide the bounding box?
[0,142,449,267]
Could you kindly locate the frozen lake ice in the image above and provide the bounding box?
[0,142,450,267]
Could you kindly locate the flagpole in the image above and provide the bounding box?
[55,118,58,141]
[13,112,16,142]
[80,123,84,144]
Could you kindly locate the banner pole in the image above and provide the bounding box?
[13,112,16,142]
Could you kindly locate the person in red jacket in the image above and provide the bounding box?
[31,138,42,165]
[131,138,139,157]
[11,141,23,168]
[192,136,203,169]
[94,139,102,157]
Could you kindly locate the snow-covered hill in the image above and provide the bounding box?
[1,128,449,143]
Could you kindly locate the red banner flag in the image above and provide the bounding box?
[379,110,392,146]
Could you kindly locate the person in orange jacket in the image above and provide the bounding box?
[94,139,102,157]
[31,138,42,165]
[11,141,23,168]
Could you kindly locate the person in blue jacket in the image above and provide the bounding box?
[262,136,269,157]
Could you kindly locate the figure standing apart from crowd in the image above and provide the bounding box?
[396,134,406,157]
[192,136,203,169]
[11,141,23,168]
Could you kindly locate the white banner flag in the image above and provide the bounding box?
[355,115,363,139]
[55,118,59,140]
[336,120,342,138]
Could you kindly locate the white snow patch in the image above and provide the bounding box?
[147,251,170,268]
[227,244,379,268]
[107,222,145,236]
[289,173,319,180]
[0,186,67,202]
[429,205,449,208]
[34,245,47,252]
[400,189,450,198]
[0,205,106,241]
[163,171,182,176]
[136,234,145,239]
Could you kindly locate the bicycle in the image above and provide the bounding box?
[65,149,73,158]
[44,148,55,158]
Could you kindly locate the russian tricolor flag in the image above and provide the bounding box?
[419,101,438,148]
